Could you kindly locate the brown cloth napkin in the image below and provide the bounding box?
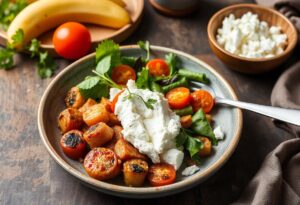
[231,1,300,204]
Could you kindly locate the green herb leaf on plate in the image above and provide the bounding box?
[95,40,120,67]
[136,67,150,90]
[96,55,112,75]
[185,136,204,157]
[77,76,109,99]
[191,109,217,145]
[138,40,150,61]
[176,130,188,147]
[165,53,180,76]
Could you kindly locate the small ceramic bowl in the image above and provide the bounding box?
[38,45,242,198]
[207,4,298,74]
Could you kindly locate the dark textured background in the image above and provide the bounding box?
[1,0,299,204]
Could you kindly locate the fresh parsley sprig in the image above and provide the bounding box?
[138,40,150,61]
[123,88,157,110]
[0,0,27,30]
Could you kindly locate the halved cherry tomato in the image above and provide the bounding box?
[110,90,124,113]
[190,90,214,113]
[111,65,136,85]
[83,147,121,180]
[60,130,87,160]
[166,87,191,109]
[53,22,91,60]
[147,163,176,186]
[146,59,170,77]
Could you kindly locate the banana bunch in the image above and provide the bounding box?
[7,0,130,50]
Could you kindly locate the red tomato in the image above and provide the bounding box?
[190,90,214,113]
[53,22,91,60]
[146,59,170,77]
[111,65,136,85]
[60,130,87,160]
[110,90,124,113]
[166,87,191,109]
[147,163,176,186]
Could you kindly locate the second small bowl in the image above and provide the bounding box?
[207,4,298,74]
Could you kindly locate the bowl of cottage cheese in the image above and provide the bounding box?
[207,4,298,74]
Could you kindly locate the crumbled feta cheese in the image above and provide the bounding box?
[216,12,287,58]
[214,126,224,140]
[113,80,182,168]
[182,165,200,176]
[161,148,184,170]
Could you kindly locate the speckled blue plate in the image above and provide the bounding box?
[38,45,243,198]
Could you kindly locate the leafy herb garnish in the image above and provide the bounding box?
[136,67,150,90]
[191,109,217,145]
[176,128,204,164]
[77,76,109,99]
[123,88,157,110]
[165,53,181,76]
[0,0,27,30]
[95,40,121,67]
[138,40,150,61]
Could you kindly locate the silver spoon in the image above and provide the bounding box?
[190,82,300,126]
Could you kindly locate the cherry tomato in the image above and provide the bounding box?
[60,130,87,160]
[83,147,121,180]
[53,22,91,60]
[146,59,170,77]
[166,87,191,109]
[111,65,136,85]
[147,163,176,186]
[110,90,124,113]
[190,90,214,113]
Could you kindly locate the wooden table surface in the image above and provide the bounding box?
[1,0,298,204]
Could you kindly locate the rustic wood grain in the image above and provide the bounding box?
[0,0,298,204]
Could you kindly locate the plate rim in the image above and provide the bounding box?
[37,45,243,197]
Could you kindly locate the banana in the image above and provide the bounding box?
[7,0,131,50]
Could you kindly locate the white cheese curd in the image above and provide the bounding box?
[182,165,200,176]
[216,12,287,58]
[109,87,121,101]
[113,80,183,168]
[213,125,224,140]
[161,148,184,170]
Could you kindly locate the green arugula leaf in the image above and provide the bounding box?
[0,0,27,30]
[136,67,149,89]
[77,76,108,99]
[165,53,180,76]
[191,109,217,145]
[96,55,112,74]
[138,41,150,61]
[95,40,120,67]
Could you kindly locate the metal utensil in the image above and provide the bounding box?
[190,82,300,126]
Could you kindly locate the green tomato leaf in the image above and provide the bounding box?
[96,55,112,75]
[136,67,149,89]
[191,109,217,145]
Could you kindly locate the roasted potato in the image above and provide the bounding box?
[197,137,212,157]
[108,113,121,126]
[79,98,97,113]
[180,115,192,128]
[114,138,147,161]
[65,87,85,109]
[83,104,109,126]
[123,159,148,187]
[100,97,112,112]
[84,148,121,181]
[58,108,83,134]
[83,122,114,149]
[105,125,123,150]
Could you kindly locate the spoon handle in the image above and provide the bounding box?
[216,98,300,126]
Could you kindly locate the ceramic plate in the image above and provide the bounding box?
[0,0,144,55]
[38,45,243,198]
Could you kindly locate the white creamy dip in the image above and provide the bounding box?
[111,80,183,170]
